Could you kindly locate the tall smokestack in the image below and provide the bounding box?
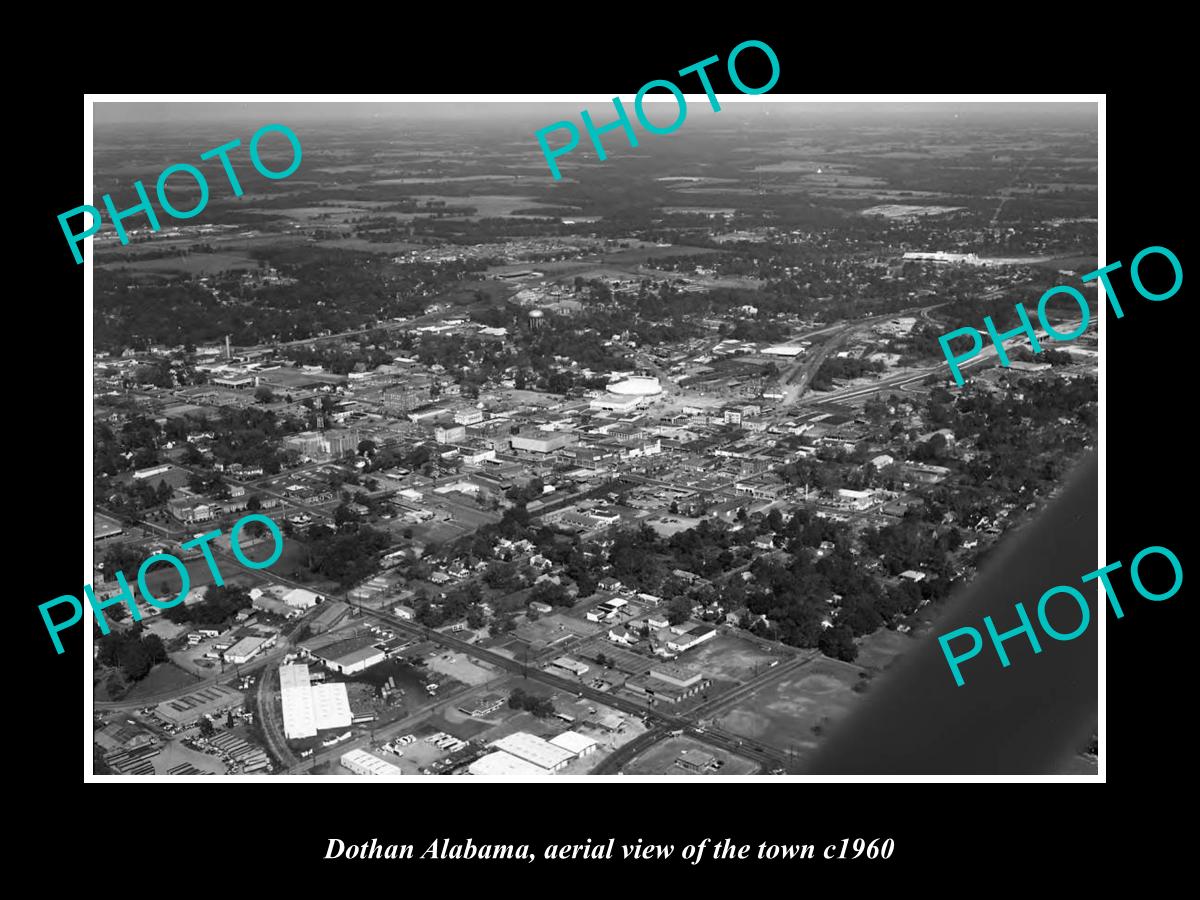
[225,335,231,360]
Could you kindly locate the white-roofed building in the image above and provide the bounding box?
[278,663,352,739]
[341,748,402,777]
[225,634,272,664]
[589,394,642,413]
[549,731,598,757]
[279,663,317,739]
[311,682,353,731]
[762,344,805,357]
[282,587,321,609]
[490,731,575,772]
[606,375,662,396]
[468,750,551,777]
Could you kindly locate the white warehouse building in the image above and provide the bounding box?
[341,748,403,777]
[279,663,352,740]
[468,750,550,777]
[490,731,575,773]
[549,731,599,757]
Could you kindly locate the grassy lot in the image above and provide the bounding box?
[424,651,497,686]
[123,663,202,700]
[97,251,260,275]
[715,657,867,761]
[684,633,787,683]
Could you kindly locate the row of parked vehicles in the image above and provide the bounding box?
[382,734,417,755]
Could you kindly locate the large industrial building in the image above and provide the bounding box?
[279,664,352,740]
[341,748,403,777]
[302,632,387,675]
[490,732,575,773]
[468,750,551,777]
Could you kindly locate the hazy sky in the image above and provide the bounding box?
[94,100,1097,132]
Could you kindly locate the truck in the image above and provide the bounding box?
[321,731,352,748]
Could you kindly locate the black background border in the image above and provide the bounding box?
[18,23,1190,883]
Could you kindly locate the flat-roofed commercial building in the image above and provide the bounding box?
[453,408,486,426]
[677,748,718,771]
[510,430,575,454]
[225,634,273,664]
[835,488,876,510]
[468,750,550,777]
[648,663,704,689]
[626,669,712,704]
[321,644,386,675]
[551,656,589,677]
[155,685,244,728]
[666,624,718,653]
[94,513,124,540]
[490,731,575,773]
[212,375,255,389]
[589,394,642,414]
[436,424,467,444]
[341,749,402,777]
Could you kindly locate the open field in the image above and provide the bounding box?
[642,514,702,537]
[624,736,758,776]
[314,238,424,253]
[683,633,790,683]
[123,663,203,700]
[96,250,262,275]
[715,657,867,760]
[424,651,498,686]
[861,204,964,218]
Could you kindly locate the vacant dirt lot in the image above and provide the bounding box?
[716,657,866,762]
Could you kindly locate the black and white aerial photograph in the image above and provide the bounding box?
[87,98,1099,779]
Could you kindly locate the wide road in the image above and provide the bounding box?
[592,727,667,775]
